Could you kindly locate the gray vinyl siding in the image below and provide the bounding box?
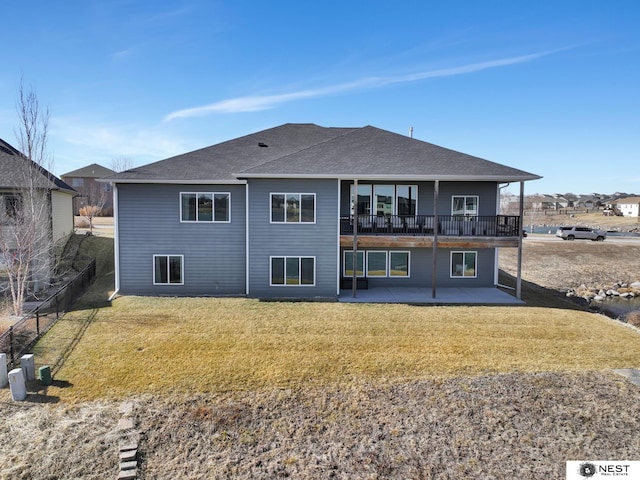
[437,248,495,287]
[437,182,498,215]
[248,178,338,299]
[339,247,495,288]
[117,183,246,295]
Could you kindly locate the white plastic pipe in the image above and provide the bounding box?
[21,354,36,381]
[9,368,27,401]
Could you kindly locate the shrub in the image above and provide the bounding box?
[74,216,90,228]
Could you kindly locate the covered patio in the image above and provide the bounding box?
[338,287,524,305]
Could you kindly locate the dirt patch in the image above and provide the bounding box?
[499,237,640,293]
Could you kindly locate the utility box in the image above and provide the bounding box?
[21,354,36,381]
[38,366,52,386]
[9,368,27,401]
[0,353,7,388]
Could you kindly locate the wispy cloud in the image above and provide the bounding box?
[111,46,138,62]
[165,51,556,121]
[50,116,187,172]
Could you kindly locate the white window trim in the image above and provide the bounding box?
[343,250,365,277]
[269,256,316,286]
[450,251,477,279]
[366,251,388,277]
[153,254,184,285]
[389,251,411,278]
[180,192,231,223]
[344,250,411,278]
[270,193,316,224]
[451,195,479,217]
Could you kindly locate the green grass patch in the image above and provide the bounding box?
[34,297,640,402]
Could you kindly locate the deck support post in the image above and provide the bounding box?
[352,179,358,298]
[516,181,524,300]
[432,180,439,299]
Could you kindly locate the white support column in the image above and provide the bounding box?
[113,183,120,294]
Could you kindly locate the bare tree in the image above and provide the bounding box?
[111,156,134,173]
[0,79,54,316]
[499,189,518,215]
[78,205,103,234]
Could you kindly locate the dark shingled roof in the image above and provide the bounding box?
[106,123,540,183]
[0,138,76,192]
[61,163,115,179]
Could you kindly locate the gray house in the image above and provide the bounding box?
[105,124,540,302]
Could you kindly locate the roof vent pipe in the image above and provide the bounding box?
[409,127,413,138]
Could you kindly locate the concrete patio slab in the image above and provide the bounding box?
[339,287,524,305]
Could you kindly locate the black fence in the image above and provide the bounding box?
[340,215,521,237]
[1,258,96,369]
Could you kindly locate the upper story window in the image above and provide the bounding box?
[271,193,315,223]
[71,178,84,187]
[452,196,478,217]
[181,192,230,223]
[350,184,417,216]
[3,194,22,220]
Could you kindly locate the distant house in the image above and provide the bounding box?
[61,163,115,215]
[104,123,540,303]
[0,138,76,289]
[575,195,597,209]
[614,197,640,217]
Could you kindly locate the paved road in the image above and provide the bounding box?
[524,233,640,244]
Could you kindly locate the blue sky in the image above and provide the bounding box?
[1,0,638,195]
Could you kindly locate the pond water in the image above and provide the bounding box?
[589,297,640,319]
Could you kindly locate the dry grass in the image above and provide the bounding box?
[135,371,640,479]
[526,210,640,231]
[0,400,119,480]
[21,297,640,403]
[627,311,640,328]
[3,371,639,479]
[500,237,640,292]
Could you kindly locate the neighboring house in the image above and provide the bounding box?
[550,194,571,209]
[104,124,540,302]
[614,197,640,217]
[61,163,115,215]
[575,195,596,209]
[0,138,76,288]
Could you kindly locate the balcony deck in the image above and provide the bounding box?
[340,215,522,248]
